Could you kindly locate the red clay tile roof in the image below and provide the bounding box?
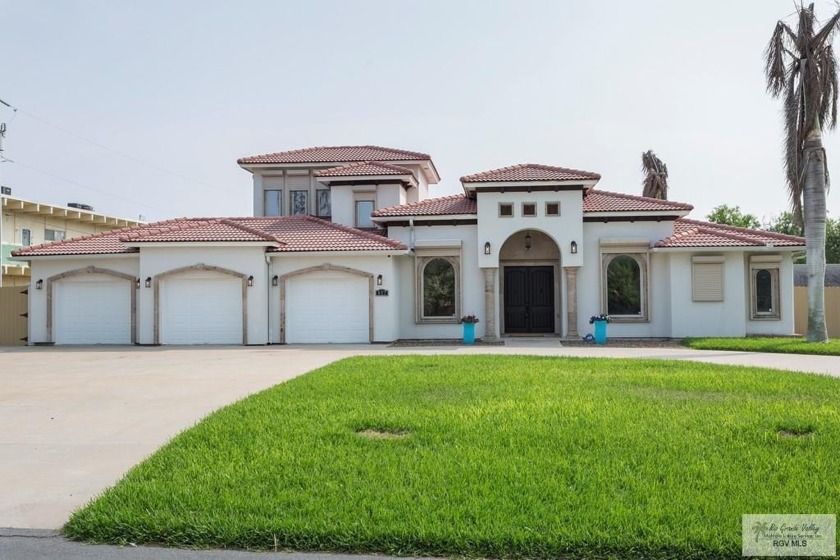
[372,194,478,218]
[233,216,405,252]
[12,216,405,257]
[655,219,805,248]
[119,219,280,243]
[460,163,601,183]
[373,190,692,218]
[238,145,431,165]
[583,190,694,212]
[314,161,414,178]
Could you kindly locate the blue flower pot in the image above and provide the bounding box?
[593,320,607,345]
[463,322,475,344]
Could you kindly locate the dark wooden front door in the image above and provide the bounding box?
[504,266,555,334]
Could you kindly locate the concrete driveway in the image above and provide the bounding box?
[0,346,355,529]
[2,342,839,531]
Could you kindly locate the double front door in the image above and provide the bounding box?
[503,266,555,334]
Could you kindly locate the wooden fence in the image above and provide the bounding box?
[0,286,28,345]
[794,287,840,338]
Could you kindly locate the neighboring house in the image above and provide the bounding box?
[1,191,142,287]
[12,145,805,345]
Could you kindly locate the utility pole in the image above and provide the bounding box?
[0,122,5,288]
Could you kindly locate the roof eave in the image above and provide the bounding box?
[584,210,692,219]
[316,174,418,188]
[269,249,408,257]
[461,179,599,191]
[651,245,804,252]
[121,241,281,248]
[371,213,477,222]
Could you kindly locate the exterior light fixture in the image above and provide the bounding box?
[484,242,491,255]
[135,278,141,289]
[524,231,532,250]
[376,274,383,286]
[247,275,254,287]
[271,275,279,287]
[35,279,43,290]
[570,240,578,254]
[145,277,152,288]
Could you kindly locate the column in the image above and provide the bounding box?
[482,267,497,341]
[565,266,579,338]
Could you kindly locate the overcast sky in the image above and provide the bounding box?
[2,0,840,224]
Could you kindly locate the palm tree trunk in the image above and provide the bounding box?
[802,132,829,342]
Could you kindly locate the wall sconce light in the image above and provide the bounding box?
[524,231,532,250]
[35,279,43,290]
[247,275,254,287]
[145,277,152,288]
[484,242,491,255]
[570,240,578,254]
[376,274,383,286]
[271,275,279,287]
[135,278,141,289]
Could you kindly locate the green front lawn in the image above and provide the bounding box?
[684,336,840,355]
[65,356,840,559]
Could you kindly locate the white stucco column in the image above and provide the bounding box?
[482,267,497,341]
[565,266,579,338]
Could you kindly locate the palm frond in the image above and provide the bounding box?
[640,150,669,200]
[766,21,793,94]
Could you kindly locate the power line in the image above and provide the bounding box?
[6,157,183,216]
[0,96,233,195]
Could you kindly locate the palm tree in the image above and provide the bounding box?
[765,3,837,342]
[641,150,668,200]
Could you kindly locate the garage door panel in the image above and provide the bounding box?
[286,273,369,343]
[54,279,132,345]
[161,276,242,345]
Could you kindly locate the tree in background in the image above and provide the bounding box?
[641,150,669,200]
[706,205,761,229]
[765,3,838,342]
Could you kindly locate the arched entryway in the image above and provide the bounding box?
[499,230,562,335]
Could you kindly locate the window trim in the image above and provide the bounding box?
[545,201,561,216]
[415,255,461,324]
[601,252,649,322]
[498,202,514,218]
[749,257,782,320]
[522,202,537,217]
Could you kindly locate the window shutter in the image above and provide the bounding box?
[692,257,724,302]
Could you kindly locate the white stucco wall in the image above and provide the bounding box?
[476,191,585,269]
[268,253,400,343]
[577,221,675,338]
[137,245,269,345]
[27,256,140,344]
[388,224,484,339]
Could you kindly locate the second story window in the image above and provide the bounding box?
[264,190,282,216]
[45,229,66,242]
[356,200,375,228]
[316,189,331,217]
[290,190,308,215]
[20,228,31,246]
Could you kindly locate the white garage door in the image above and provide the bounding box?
[161,275,242,344]
[54,278,132,344]
[286,272,369,343]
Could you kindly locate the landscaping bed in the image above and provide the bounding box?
[65,355,840,559]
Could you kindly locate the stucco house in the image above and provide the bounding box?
[12,145,805,345]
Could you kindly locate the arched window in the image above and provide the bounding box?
[750,261,780,320]
[422,258,456,318]
[602,253,647,320]
[755,269,773,313]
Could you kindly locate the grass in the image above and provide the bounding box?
[684,336,840,356]
[64,356,840,559]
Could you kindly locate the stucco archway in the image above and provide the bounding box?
[499,230,563,335]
